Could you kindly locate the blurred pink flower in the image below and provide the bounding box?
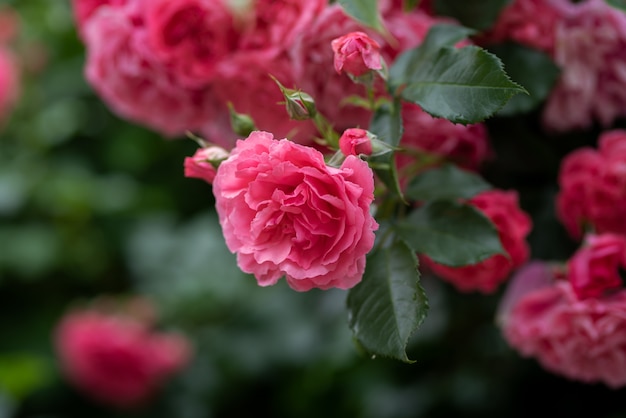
[422,190,532,293]
[213,131,378,292]
[500,262,626,388]
[212,54,318,145]
[556,129,626,239]
[479,0,565,53]
[144,0,237,88]
[71,0,127,37]
[339,128,373,156]
[567,233,626,300]
[0,47,18,126]
[396,103,491,184]
[542,0,626,132]
[82,4,228,142]
[331,31,383,77]
[55,303,191,409]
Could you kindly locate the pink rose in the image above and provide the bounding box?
[331,31,383,77]
[54,303,191,408]
[339,128,373,156]
[567,233,626,300]
[212,131,378,292]
[144,0,237,88]
[422,190,532,293]
[556,130,626,239]
[184,145,230,184]
[500,276,626,388]
[82,4,229,143]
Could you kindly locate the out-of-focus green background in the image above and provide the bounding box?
[1,1,625,417]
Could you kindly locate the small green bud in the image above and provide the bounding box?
[227,102,257,137]
[271,75,317,121]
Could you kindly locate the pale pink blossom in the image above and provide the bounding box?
[339,128,373,156]
[556,130,626,239]
[567,234,626,300]
[55,304,191,408]
[542,0,626,132]
[212,131,378,292]
[500,263,626,388]
[184,145,230,184]
[331,31,383,77]
[422,190,532,293]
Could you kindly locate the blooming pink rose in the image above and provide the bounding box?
[212,131,378,292]
[396,103,491,185]
[339,128,373,156]
[82,4,229,143]
[556,130,626,239]
[331,31,383,77]
[500,275,626,388]
[144,0,237,88]
[422,190,532,293]
[567,234,626,300]
[54,304,191,408]
[184,145,230,184]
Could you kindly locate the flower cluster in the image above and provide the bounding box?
[54,297,192,409]
[482,0,626,132]
[498,129,626,387]
[499,235,626,388]
[73,0,489,156]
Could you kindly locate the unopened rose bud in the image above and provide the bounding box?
[228,102,257,137]
[271,75,317,120]
[339,128,374,156]
[184,146,230,184]
[331,31,382,77]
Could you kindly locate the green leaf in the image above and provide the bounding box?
[389,24,475,92]
[389,24,527,124]
[396,200,505,266]
[338,0,386,33]
[347,240,428,363]
[606,0,626,12]
[405,164,492,201]
[489,43,560,116]
[368,98,405,200]
[434,0,512,30]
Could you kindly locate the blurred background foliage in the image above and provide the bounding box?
[1,0,626,417]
